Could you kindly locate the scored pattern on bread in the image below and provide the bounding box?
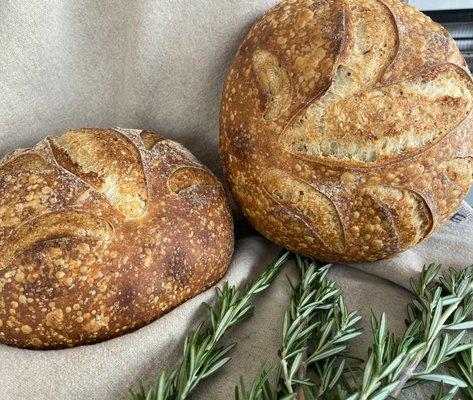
[363,186,432,249]
[282,65,473,164]
[253,50,292,121]
[168,167,220,195]
[279,0,473,164]
[0,128,233,349]
[263,169,345,252]
[0,211,113,271]
[50,129,149,220]
[220,0,473,262]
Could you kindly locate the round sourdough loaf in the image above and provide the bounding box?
[220,0,473,262]
[0,128,234,349]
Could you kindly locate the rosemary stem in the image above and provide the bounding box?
[392,300,461,398]
[281,359,293,394]
[391,352,425,398]
[296,347,307,400]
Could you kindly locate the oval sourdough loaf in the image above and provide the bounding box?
[0,128,234,349]
[220,0,473,262]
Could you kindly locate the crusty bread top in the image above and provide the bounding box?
[225,0,472,167]
[0,128,234,348]
[220,0,473,262]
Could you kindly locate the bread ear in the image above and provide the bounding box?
[50,129,148,220]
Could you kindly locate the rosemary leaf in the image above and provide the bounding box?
[450,343,473,399]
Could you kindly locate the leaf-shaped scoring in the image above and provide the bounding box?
[263,169,345,253]
[51,129,149,220]
[0,211,113,270]
[252,50,292,121]
[279,0,473,165]
[168,167,219,195]
[364,186,432,249]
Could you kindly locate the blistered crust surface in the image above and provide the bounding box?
[0,128,234,349]
[220,0,473,262]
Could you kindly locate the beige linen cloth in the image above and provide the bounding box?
[0,1,472,399]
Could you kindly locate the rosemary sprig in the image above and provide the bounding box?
[277,257,343,398]
[235,262,473,400]
[131,251,290,400]
[349,265,473,400]
[306,295,363,399]
[130,248,472,400]
[235,256,362,400]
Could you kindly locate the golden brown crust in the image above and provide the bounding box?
[0,128,234,349]
[220,0,473,263]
